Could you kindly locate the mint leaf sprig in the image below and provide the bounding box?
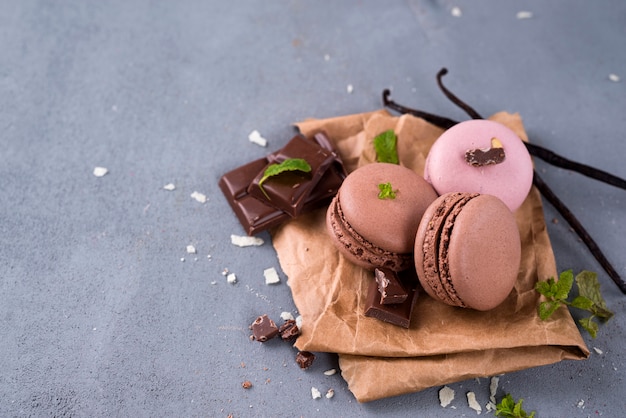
[535,270,614,338]
[377,182,397,200]
[495,394,535,418]
[373,129,399,164]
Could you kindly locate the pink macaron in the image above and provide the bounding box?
[423,120,533,212]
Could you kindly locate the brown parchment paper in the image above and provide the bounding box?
[271,110,589,402]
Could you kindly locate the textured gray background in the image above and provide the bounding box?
[1,1,625,416]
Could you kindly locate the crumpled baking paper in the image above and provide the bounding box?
[271,110,589,402]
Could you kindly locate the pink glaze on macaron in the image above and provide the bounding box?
[423,120,533,212]
[414,192,521,311]
[326,163,438,271]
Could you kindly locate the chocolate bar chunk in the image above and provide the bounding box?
[295,351,315,369]
[364,275,419,328]
[250,314,279,342]
[219,134,346,235]
[375,268,409,304]
[247,135,337,217]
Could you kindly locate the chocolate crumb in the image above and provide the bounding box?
[279,319,300,341]
[295,351,315,369]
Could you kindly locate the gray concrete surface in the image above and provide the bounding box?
[1,1,624,416]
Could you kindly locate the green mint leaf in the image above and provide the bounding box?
[377,182,397,199]
[534,279,554,298]
[570,295,594,311]
[576,270,614,321]
[258,158,312,199]
[373,130,399,164]
[555,269,574,300]
[538,300,562,320]
[579,317,599,339]
[496,394,535,418]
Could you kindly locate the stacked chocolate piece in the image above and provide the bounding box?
[219,132,347,235]
[364,268,420,328]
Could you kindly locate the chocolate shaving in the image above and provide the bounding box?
[381,69,626,294]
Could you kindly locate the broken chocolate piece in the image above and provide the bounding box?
[364,275,419,328]
[295,351,315,369]
[465,137,506,167]
[247,135,338,217]
[279,319,300,341]
[250,314,279,342]
[375,268,409,304]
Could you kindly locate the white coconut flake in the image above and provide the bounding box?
[186,245,197,254]
[248,130,268,147]
[439,386,455,407]
[593,347,603,355]
[324,54,331,62]
[264,267,280,285]
[324,368,337,376]
[489,376,499,404]
[163,183,176,191]
[295,315,303,329]
[467,392,482,414]
[93,167,109,177]
[516,11,533,19]
[451,7,462,17]
[325,389,335,399]
[231,234,264,247]
[311,387,322,400]
[227,273,237,284]
[577,399,585,408]
[346,84,354,94]
[280,311,295,321]
[609,73,620,82]
[190,191,207,203]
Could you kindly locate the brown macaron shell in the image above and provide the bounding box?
[327,163,438,271]
[326,196,411,271]
[415,192,521,311]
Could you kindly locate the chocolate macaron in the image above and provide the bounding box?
[326,163,438,271]
[414,192,521,311]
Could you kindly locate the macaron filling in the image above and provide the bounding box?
[328,195,413,271]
